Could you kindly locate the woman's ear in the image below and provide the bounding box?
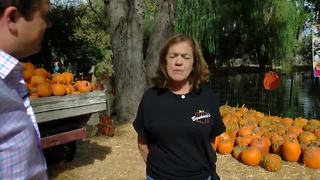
[4,6,19,34]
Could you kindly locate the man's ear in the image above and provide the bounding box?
[4,6,19,34]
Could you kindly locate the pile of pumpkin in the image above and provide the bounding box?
[212,105,320,172]
[23,62,93,100]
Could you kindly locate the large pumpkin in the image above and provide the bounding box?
[75,80,92,93]
[263,71,280,91]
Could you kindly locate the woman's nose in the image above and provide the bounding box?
[174,56,183,65]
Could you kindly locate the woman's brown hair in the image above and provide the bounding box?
[152,34,209,91]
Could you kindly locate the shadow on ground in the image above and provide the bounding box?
[47,139,111,179]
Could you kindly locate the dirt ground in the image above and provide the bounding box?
[48,123,320,180]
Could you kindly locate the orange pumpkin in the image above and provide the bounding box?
[51,73,67,84]
[23,62,35,71]
[75,80,92,93]
[217,139,234,155]
[263,154,282,172]
[23,70,33,81]
[314,129,320,139]
[52,84,66,96]
[30,75,47,87]
[241,147,262,166]
[233,145,247,160]
[62,72,74,85]
[303,147,320,169]
[212,136,222,151]
[263,71,280,91]
[298,131,317,145]
[249,137,271,157]
[236,135,253,146]
[33,68,49,78]
[36,83,52,97]
[282,138,301,162]
[65,85,76,95]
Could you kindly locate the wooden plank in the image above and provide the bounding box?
[35,103,106,123]
[31,91,108,123]
[41,128,87,149]
[31,91,106,113]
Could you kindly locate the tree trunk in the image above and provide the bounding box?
[105,0,146,122]
[145,0,177,87]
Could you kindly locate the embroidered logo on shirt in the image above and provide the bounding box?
[191,110,211,124]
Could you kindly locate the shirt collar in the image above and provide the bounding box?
[0,49,19,79]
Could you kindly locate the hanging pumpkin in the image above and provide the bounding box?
[263,71,280,91]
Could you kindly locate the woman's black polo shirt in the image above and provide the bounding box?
[133,86,226,180]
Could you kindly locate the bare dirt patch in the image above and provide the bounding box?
[48,123,320,180]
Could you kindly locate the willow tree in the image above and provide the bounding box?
[237,0,308,70]
[105,0,176,122]
[175,0,220,64]
[174,0,308,69]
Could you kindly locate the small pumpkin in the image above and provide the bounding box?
[233,145,247,160]
[75,80,92,93]
[303,147,320,169]
[282,137,301,162]
[23,70,33,81]
[51,73,67,84]
[52,84,66,96]
[241,147,262,166]
[263,71,280,91]
[62,72,74,85]
[30,75,47,87]
[65,85,76,95]
[23,62,35,71]
[212,136,222,151]
[263,154,282,172]
[217,138,234,155]
[298,131,317,145]
[33,68,49,78]
[249,137,271,157]
[36,83,52,97]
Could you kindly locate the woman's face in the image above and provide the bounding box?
[166,41,194,84]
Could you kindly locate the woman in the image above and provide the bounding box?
[133,34,226,180]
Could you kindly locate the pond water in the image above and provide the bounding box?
[210,70,320,119]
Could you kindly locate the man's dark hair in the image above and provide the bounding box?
[0,0,43,20]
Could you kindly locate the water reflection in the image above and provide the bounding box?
[210,70,320,119]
